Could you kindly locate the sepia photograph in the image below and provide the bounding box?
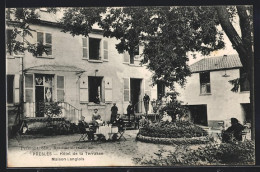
[5,5,255,167]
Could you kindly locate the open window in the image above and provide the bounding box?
[89,38,101,60]
[200,72,211,94]
[82,37,108,61]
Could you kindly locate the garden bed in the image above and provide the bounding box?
[136,133,209,145]
[136,121,210,145]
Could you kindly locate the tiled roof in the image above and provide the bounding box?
[190,54,243,73]
[24,65,85,73]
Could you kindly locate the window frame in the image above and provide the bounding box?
[88,76,104,103]
[6,28,24,58]
[82,34,108,62]
[199,72,211,95]
[36,31,53,58]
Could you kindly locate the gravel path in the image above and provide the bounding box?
[8,130,176,167]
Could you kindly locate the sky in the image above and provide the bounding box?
[188,15,241,65]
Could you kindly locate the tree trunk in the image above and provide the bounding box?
[216,6,255,140]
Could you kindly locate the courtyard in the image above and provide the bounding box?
[8,130,176,167]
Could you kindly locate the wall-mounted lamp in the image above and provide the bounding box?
[222,55,230,77]
[95,69,99,76]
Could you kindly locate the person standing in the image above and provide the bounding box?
[127,101,134,125]
[143,93,150,114]
[110,103,118,123]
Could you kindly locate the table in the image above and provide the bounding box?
[95,126,119,140]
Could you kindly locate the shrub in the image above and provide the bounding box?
[139,120,208,138]
[135,140,255,166]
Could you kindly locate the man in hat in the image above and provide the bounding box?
[222,118,245,142]
[110,103,118,123]
[143,93,150,114]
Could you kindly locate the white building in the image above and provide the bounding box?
[177,54,251,127]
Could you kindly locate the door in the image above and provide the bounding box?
[130,78,142,113]
[35,74,54,117]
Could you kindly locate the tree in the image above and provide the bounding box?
[6,6,254,139]
[6,8,58,56]
[60,6,254,139]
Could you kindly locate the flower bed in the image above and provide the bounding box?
[139,121,208,138]
[136,121,209,145]
[136,134,209,145]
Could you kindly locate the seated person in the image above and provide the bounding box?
[92,109,103,126]
[222,118,245,143]
[139,115,149,128]
[161,111,172,123]
[78,116,95,141]
[113,114,124,132]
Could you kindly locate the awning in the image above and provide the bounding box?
[24,65,85,73]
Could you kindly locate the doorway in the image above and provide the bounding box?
[130,78,142,113]
[188,105,208,126]
[88,76,103,103]
[35,74,54,117]
[241,103,251,124]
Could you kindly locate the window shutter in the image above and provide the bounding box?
[144,78,151,97]
[57,76,65,102]
[24,74,33,102]
[6,29,12,55]
[80,76,88,102]
[37,32,43,44]
[123,51,130,63]
[103,40,108,60]
[151,84,157,100]
[123,78,130,102]
[82,37,88,59]
[45,33,52,55]
[105,77,112,102]
[14,74,20,103]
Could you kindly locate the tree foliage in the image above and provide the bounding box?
[6,8,58,56]
[60,7,228,89]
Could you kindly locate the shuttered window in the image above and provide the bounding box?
[103,40,108,60]
[124,78,130,101]
[82,37,88,58]
[24,74,33,102]
[123,52,130,63]
[37,32,52,56]
[145,78,151,97]
[57,76,65,101]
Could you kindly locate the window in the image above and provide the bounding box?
[240,69,250,92]
[89,38,101,60]
[7,75,14,104]
[88,76,103,103]
[157,82,165,100]
[200,72,211,94]
[6,29,13,56]
[37,32,52,56]
[57,76,65,101]
[6,29,23,56]
[82,37,108,61]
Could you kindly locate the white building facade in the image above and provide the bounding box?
[177,54,251,127]
[6,11,160,124]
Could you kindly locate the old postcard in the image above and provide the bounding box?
[6,6,255,167]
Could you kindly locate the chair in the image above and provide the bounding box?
[78,122,88,141]
[242,123,251,141]
[117,125,126,140]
